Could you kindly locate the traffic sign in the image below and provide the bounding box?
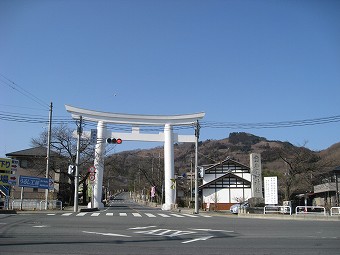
[88,166,96,173]
[88,166,96,183]
[11,159,19,171]
[9,159,19,186]
[90,129,97,144]
[8,175,17,186]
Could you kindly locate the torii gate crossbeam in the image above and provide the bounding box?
[65,105,205,211]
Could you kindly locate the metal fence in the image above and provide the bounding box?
[264,205,292,215]
[330,207,340,216]
[10,199,62,210]
[295,206,326,216]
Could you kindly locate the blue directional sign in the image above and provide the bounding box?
[19,176,54,190]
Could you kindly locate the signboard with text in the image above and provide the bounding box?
[19,176,54,190]
[264,176,278,205]
[0,158,12,171]
[0,158,19,185]
[0,173,11,186]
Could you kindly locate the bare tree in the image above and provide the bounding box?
[277,142,321,200]
[31,123,95,205]
[105,152,164,203]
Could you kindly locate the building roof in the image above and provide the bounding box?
[5,146,59,158]
[199,172,251,190]
[333,166,340,173]
[204,157,250,174]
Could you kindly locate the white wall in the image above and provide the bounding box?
[203,172,251,185]
[203,188,251,204]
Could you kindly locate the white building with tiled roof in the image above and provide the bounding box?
[199,157,252,211]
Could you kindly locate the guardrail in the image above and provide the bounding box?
[10,199,62,210]
[295,206,326,216]
[330,207,340,216]
[264,206,292,215]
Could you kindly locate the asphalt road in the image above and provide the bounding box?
[1,193,339,255]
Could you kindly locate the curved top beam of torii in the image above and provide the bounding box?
[65,104,205,125]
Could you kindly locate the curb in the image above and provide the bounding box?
[0,210,17,214]
[79,208,99,212]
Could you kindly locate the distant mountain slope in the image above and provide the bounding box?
[105,132,340,198]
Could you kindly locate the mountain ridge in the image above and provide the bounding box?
[105,132,340,199]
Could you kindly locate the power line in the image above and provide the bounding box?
[1,110,339,131]
[0,104,47,111]
[0,74,49,109]
[200,115,340,129]
[0,111,72,124]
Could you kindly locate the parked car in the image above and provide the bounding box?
[230,201,249,214]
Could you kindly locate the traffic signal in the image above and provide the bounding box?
[106,138,122,144]
[199,167,204,178]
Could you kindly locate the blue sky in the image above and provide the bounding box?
[1,0,340,157]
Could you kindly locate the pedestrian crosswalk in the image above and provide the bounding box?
[46,212,213,218]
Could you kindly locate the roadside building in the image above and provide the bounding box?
[313,166,340,208]
[5,147,63,201]
[199,157,252,211]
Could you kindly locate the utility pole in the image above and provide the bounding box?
[190,154,193,205]
[194,120,200,214]
[45,102,53,210]
[74,116,82,212]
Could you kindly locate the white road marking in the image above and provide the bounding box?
[190,228,234,233]
[76,212,87,216]
[132,213,142,217]
[158,213,170,217]
[129,226,157,230]
[134,228,195,237]
[82,231,131,237]
[45,211,214,218]
[169,214,185,217]
[182,235,214,244]
[145,213,156,217]
[182,213,198,217]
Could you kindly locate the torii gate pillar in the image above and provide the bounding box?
[93,121,106,209]
[163,124,175,210]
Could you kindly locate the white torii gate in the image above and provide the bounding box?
[65,105,205,210]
